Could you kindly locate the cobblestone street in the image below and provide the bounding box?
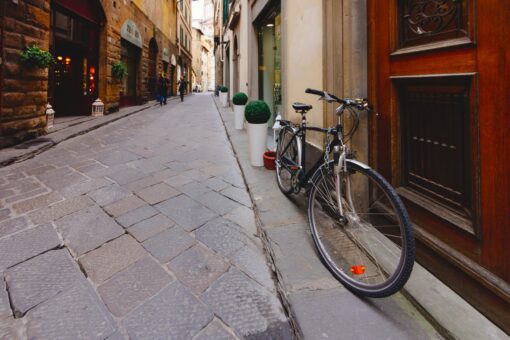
[0,94,291,339]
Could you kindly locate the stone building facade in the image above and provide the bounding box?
[0,0,179,148]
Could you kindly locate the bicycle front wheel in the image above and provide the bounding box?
[308,160,414,297]
[276,126,299,195]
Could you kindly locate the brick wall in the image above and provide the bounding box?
[0,0,50,148]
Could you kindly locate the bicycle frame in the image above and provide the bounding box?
[278,116,344,188]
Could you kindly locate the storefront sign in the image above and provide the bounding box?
[121,20,143,48]
[162,48,170,63]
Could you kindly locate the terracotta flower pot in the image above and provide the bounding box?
[263,151,276,170]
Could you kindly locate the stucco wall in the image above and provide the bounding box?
[282,0,324,148]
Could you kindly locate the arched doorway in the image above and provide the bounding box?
[148,38,158,99]
[49,0,105,116]
[233,35,240,95]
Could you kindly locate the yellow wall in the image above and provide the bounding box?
[132,0,176,42]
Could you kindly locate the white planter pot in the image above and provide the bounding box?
[220,92,228,107]
[247,122,268,167]
[234,104,245,130]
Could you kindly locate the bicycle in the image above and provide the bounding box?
[275,88,415,297]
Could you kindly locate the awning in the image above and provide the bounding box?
[53,0,103,25]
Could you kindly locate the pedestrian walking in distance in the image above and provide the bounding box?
[177,76,187,102]
[158,74,169,105]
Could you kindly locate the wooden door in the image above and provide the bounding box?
[368,0,510,331]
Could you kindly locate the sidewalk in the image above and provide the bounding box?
[0,97,184,167]
[213,95,508,340]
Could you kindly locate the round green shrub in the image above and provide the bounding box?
[232,92,248,106]
[245,100,271,124]
[20,46,55,69]
[220,86,228,93]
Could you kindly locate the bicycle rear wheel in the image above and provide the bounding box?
[276,126,299,195]
[308,160,414,297]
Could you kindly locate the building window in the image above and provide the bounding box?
[398,0,469,47]
[400,76,473,219]
[180,26,183,44]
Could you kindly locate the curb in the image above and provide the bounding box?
[212,95,302,339]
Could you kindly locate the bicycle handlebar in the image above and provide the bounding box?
[305,88,369,110]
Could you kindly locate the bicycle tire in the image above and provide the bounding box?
[276,126,299,196]
[308,160,414,297]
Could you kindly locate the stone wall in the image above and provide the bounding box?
[0,0,179,147]
[0,0,50,148]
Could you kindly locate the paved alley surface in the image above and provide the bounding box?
[0,94,292,339]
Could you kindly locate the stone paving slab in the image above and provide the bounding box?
[0,216,30,239]
[265,223,340,293]
[221,186,253,208]
[195,218,250,258]
[59,178,112,199]
[127,213,175,242]
[98,256,173,317]
[0,277,11,320]
[288,288,440,339]
[195,190,242,216]
[12,192,63,215]
[27,195,95,225]
[135,182,180,205]
[87,185,132,207]
[0,224,61,271]
[177,181,212,199]
[195,319,239,340]
[106,167,146,185]
[79,234,146,282]
[142,226,196,263]
[104,195,146,218]
[55,206,124,256]
[229,245,275,293]
[156,194,217,232]
[167,245,229,294]
[223,205,258,237]
[5,249,86,316]
[25,282,117,339]
[124,282,213,340]
[115,205,159,228]
[201,268,292,340]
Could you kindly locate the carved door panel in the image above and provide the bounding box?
[369,1,510,330]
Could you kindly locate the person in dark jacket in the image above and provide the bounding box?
[177,76,187,102]
[158,74,169,105]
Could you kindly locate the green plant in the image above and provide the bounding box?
[232,92,248,105]
[245,100,271,124]
[20,46,55,69]
[112,62,128,81]
[220,86,228,93]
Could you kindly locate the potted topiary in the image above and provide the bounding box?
[219,86,229,107]
[232,92,248,130]
[20,46,55,69]
[245,100,271,166]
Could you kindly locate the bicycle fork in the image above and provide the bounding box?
[333,145,356,224]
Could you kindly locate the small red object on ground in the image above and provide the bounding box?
[350,265,366,275]
[263,151,276,170]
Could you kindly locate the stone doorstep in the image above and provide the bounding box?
[0,101,159,167]
[213,95,508,339]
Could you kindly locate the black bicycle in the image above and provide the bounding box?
[275,88,414,297]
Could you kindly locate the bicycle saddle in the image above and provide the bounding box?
[292,103,312,113]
